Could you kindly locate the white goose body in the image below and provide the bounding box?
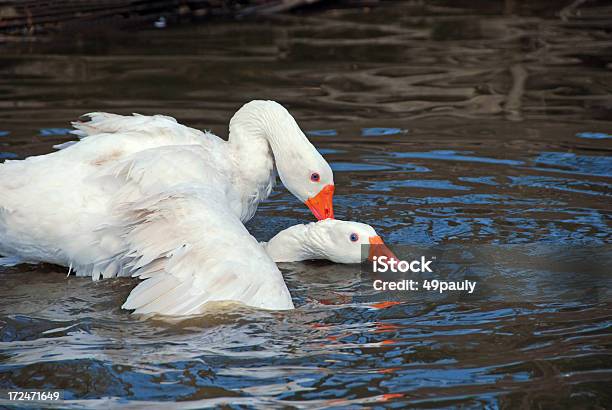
[0,100,336,313]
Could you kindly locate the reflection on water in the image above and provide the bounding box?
[1,0,611,408]
[391,150,525,166]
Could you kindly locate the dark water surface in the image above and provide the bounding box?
[1,1,611,408]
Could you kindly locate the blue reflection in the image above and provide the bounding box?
[39,128,73,136]
[317,148,345,155]
[509,175,612,196]
[369,179,471,192]
[331,162,393,171]
[576,132,612,139]
[362,128,404,136]
[306,129,338,137]
[533,152,612,177]
[0,152,18,160]
[458,176,499,186]
[392,150,524,166]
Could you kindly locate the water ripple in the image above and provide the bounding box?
[1,1,611,407]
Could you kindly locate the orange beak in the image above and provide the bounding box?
[305,184,334,220]
[368,236,398,262]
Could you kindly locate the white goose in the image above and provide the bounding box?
[121,219,396,314]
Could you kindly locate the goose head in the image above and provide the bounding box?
[276,147,334,221]
[265,219,397,264]
[230,100,335,220]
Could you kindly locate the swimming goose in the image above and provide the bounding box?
[0,101,334,308]
[121,218,395,314]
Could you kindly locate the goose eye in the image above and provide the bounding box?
[350,233,359,242]
[310,172,320,182]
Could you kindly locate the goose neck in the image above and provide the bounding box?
[264,223,326,263]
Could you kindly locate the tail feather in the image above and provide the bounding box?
[71,112,179,139]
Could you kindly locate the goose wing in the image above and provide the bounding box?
[117,186,294,315]
[54,112,221,150]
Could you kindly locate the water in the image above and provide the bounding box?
[1,1,611,408]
